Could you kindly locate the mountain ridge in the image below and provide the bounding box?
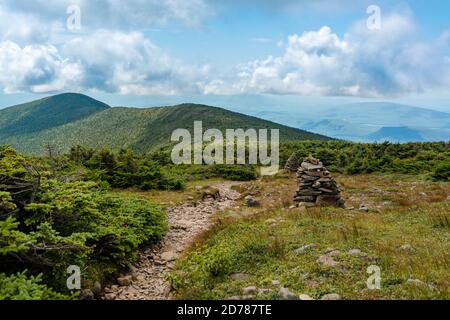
[0,93,330,154]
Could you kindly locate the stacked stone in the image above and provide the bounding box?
[294,156,345,208]
[284,153,300,173]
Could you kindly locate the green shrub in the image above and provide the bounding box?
[432,163,450,181]
[0,272,70,300]
[1,171,167,296]
[202,244,233,277]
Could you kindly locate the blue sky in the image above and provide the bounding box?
[0,0,449,112]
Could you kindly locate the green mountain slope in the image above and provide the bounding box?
[0,94,330,154]
[0,93,110,136]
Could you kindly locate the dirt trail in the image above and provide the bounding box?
[106,182,241,300]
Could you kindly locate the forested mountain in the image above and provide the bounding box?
[0,93,329,154]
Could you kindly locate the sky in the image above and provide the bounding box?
[0,0,450,112]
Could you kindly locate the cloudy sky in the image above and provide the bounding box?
[0,0,449,111]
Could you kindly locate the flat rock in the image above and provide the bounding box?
[242,286,257,295]
[230,273,250,281]
[301,162,324,171]
[225,296,241,300]
[299,294,315,300]
[160,251,178,262]
[317,255,338,267]
[348,249,363,256]
[294,244,316,254]
[321,293,341,300]
[279,287,298,300]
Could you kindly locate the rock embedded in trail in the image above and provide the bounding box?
[294,156,345,208]
[117,275,133,287]
[160,251,178,262]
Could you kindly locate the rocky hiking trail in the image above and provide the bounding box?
[104,182,242,300]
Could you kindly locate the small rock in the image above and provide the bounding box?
[317,255,338,267]
[265,218,278,225]
[359,204,370,213]
[242,286,257,295]
[230,273,250,281]
[173,220,192,230]
[271,280,280,286]
[399,244,415,253]
[279,287,298,300]
[135,274,146,282]
[299,294,315,300]
[104,287,114,294]
[294,244,316,254]
[245,196,261,207]
[104,293,116,300]
[321,293,341,300]
[80,289,95,300]
[289,205,297,209]
[303,202,316,208]
[258,288,272,294]
[161,251,178,262]
[327,250,341,257]
[225,296,241,300]
[92,281,102,298]
[117,275,133,287]
[324,248,340,256]
[348,249,362,256]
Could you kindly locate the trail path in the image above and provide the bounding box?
[106,182,241,300]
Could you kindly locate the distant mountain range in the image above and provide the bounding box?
[0,93,328,154]
[251,102,450,142]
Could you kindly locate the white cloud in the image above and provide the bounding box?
[0,31,209,95]
[212,14,450,97]
[0,41,82,93]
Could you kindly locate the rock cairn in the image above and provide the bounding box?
[294,156,345,208]
[284,153,300,173]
